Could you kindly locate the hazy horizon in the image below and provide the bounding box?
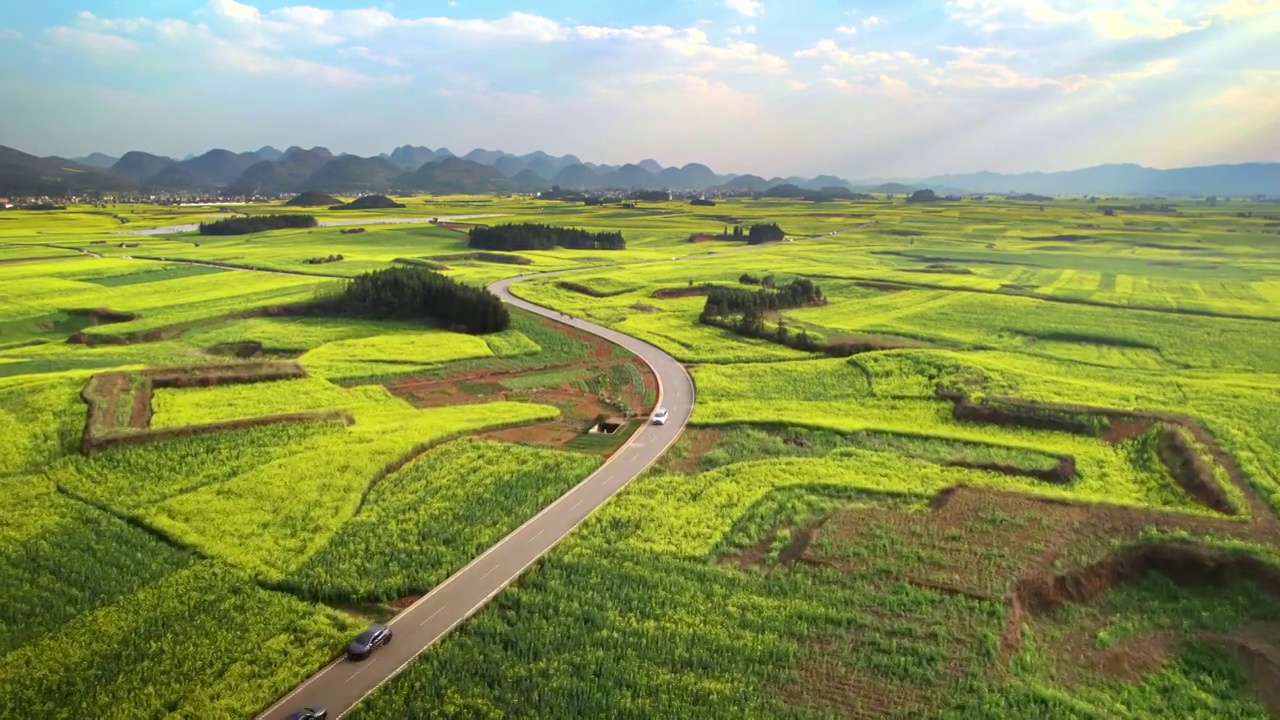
[1,0,1277,178]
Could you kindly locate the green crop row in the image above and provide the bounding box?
[281,439,599,602]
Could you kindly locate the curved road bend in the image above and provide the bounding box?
[255,273,694,720]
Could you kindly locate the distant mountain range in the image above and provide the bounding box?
[3,143,1278,197]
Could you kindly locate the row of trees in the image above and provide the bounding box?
[468,223,626,251]
[198,214,317,235]
[700,277,824,319]
[305,254,345,265]
[335,267,509,334]
[701,311,822,351]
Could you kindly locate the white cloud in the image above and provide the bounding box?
[794,40,1114,95]
[338,45,406,68]
[862,15,883,27]
[945,0,1072,30]
[1084,7,1207,40]
[0,28,24,41]
[409,12,568,42]
[936,45,1018,59]
[575,25,786,73]
[819,73,912,98]
[725,0,764,18]
[945,0,1213,39]
[55,11,407,86]
[44,26,142,54]
[836,25,857,34]
[922,57,1062,90]
[1212,0,1280,19]
[1210,70,1280,113]
[795,40,929,71]
[785,79,807,89]
[728,25,757,35]
[1108,58,1179,83]
[50,2,790,90]
[209,0,259,23]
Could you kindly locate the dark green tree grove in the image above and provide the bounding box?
[198,214,317,235]
[338,267,509,334]
[468,223,626,251]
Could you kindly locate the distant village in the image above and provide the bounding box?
[0,186,777,210]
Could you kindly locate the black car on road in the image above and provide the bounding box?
[286,708,327,720]
[347,623,393,660]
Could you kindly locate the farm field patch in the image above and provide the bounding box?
[2,195,1280,718]
[345,195,1280,718]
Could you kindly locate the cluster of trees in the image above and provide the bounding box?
[747,223,785,244]
[693,222,786,243]
[304,254,344,265]
[701,310,823,351]
[700,277,823,320]
[199,214,317,236]
[468,223,626,251]
[906,189,938,203]
[699,277,825,351]
[690,198,716,207]
[739,272,786,286]
[542,187,588,201]
[335,266,509,334]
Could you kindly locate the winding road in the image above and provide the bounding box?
[254,271,695,720]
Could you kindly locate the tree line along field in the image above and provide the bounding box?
[1,194,1279,718]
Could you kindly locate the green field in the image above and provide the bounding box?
[2,194,1280,718]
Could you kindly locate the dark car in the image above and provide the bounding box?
[286,709,327,720]
[347,623,393,660]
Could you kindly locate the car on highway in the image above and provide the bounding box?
[346,623,392,660]
[286,708,327,720]
[651,407,669,425]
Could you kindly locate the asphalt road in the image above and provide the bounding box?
[255,272,694,720]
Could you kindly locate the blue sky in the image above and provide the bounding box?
[0,0,1277,178]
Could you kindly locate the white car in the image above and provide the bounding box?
[651,407,670,425]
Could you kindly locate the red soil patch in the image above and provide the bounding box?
[1046,627,1176,687]
[387,595,423,611]
[803,488,1093,600]
[79,362,314,454]
[774,481,1280,715]
[482,389,632,452]
[660,427,725,473]
[87,411,352,455]
[128,384,152,429]
[388,334,655,455]
[482,421,584,448]
[939,390,1262,520]
[1212,624,1280,717]
[1157,426,1236,515]
[1101,418,1152,443]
